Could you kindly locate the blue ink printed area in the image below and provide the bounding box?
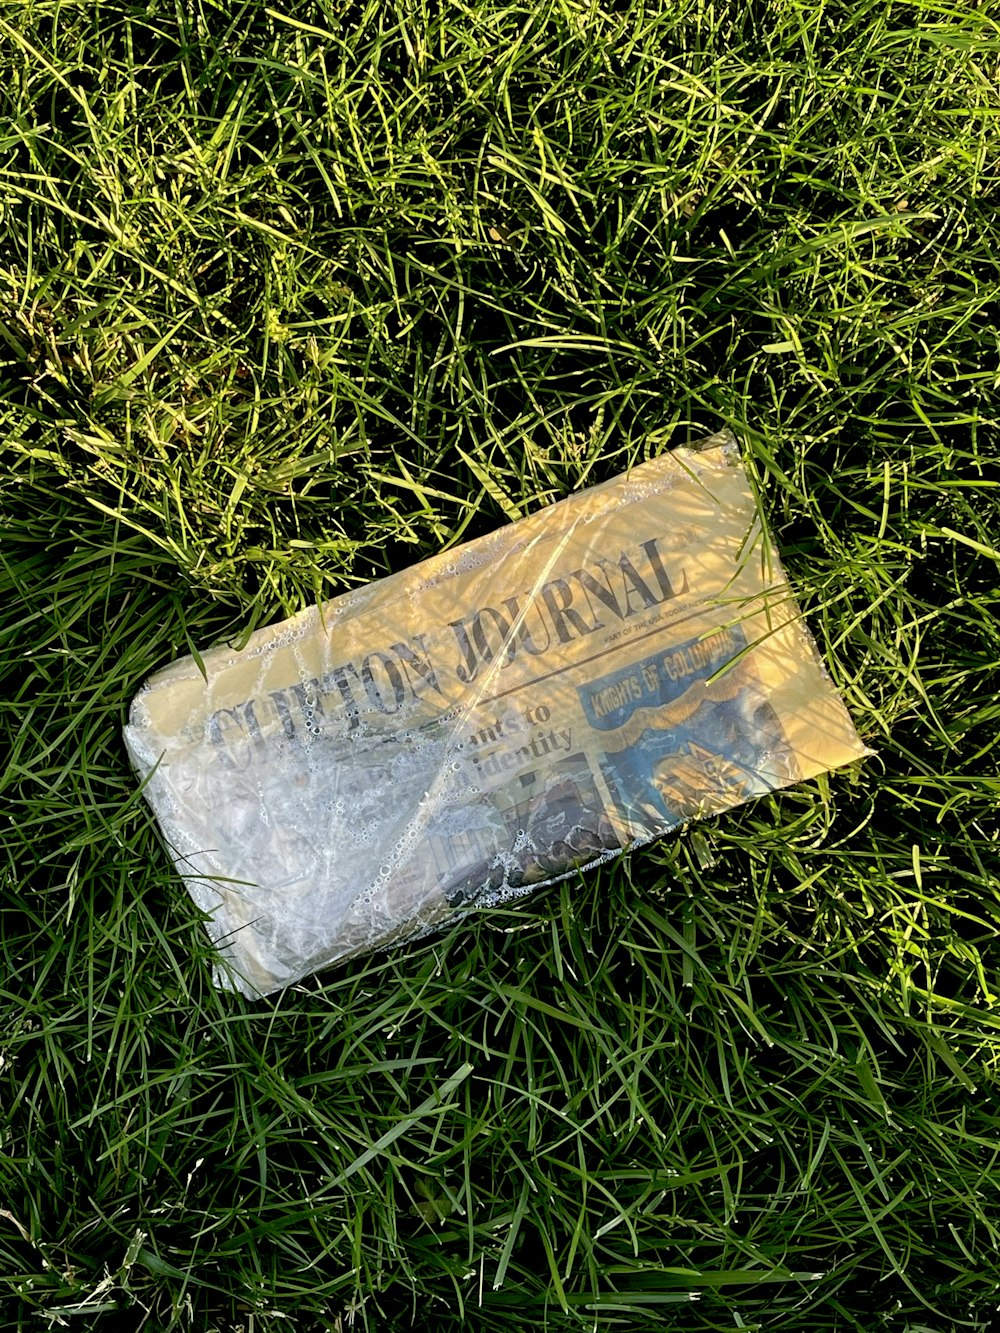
[598,695,793,835]
[579,624,748,732]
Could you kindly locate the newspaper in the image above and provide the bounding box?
[125,429,867,996]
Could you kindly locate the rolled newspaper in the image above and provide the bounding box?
[125,430,867,996]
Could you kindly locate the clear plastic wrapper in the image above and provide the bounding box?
[125,430,867,996]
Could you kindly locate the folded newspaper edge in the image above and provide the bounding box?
[125,429,868,996]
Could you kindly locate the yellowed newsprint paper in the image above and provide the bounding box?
[125,430,866,996]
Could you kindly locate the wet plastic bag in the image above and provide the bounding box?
[125,430,867,996]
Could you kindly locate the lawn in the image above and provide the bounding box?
[2,0,1000,1328]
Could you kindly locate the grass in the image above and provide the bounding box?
[1,0,999,1327]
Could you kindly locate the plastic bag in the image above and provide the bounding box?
[125,430,866,996]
